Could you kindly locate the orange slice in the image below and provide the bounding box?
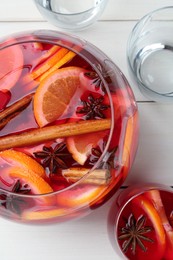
[145,190,173,259]
[131,195,166,259]
[22,208,67,221]
[0,43,23,90]
[37,50,76,82]
[33,66,85,127]
[66,130,108,165]
[30,47,68,80]
[9,167,53,195]
[56,184,104,208]
[0,149,45,178]
[121,111,139,175]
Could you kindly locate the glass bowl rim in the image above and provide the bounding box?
[0,29,117,198]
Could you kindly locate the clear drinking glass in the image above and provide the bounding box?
[0,30,138,224]
[34,0,109,31]
[108,184,173,260]
[127,6,173,102]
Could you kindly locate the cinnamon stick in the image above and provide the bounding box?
[62,167,111,185]
[0,118,111,151]
[0,112,20,130]
[0,93,34,122]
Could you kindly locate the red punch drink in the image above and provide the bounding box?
[0,31,138,224]
[108,184,173,259]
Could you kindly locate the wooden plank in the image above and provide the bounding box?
[104,0,173,20]
[0,201,118,260]
[0,0,173,21]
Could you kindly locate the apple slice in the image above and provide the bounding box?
[0,90,11,110]
[0,43,23,90]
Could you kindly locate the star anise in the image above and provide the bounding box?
[77,94,110,120]
[0,180,31,215]
[90,145,118,169]
[84,64,112,93]
[118,214,153,255]
[33,143,70,173]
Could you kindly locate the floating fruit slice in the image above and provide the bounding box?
[122,111,139,172]
[66,130,108,165]
[30,47,68,80]
[0,43,23,90]
[34,66,85,127]
[0,89,11,110]
[145,190,173,259]
[104,91,138,177]
[21,38,43,51]
[22,208,67,221]
[145,190,173,231]
[32,42,43,50]
[38,50,77,82]
[56,184,104,208]
[131,195,166,260]
[0,149,45,178]
[9,167,53,195]
[36,44,60,62]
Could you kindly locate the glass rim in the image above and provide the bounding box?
[34,0,107,16]
[0,30,115,198]
[126,5,173,101]
[129,5,173,35]
[114,183,173,258]
[127,5,173,57]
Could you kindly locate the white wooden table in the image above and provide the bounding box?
[1,1,173,259]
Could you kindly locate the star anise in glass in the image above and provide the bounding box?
[90,145,118,170]
[0,180,31,215]
[33,143,70,173]
[84,64,112,93]
[118,214,153,255]
[77,94,110,120]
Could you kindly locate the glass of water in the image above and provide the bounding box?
[127,6,173,102]
[34,0,109,31]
